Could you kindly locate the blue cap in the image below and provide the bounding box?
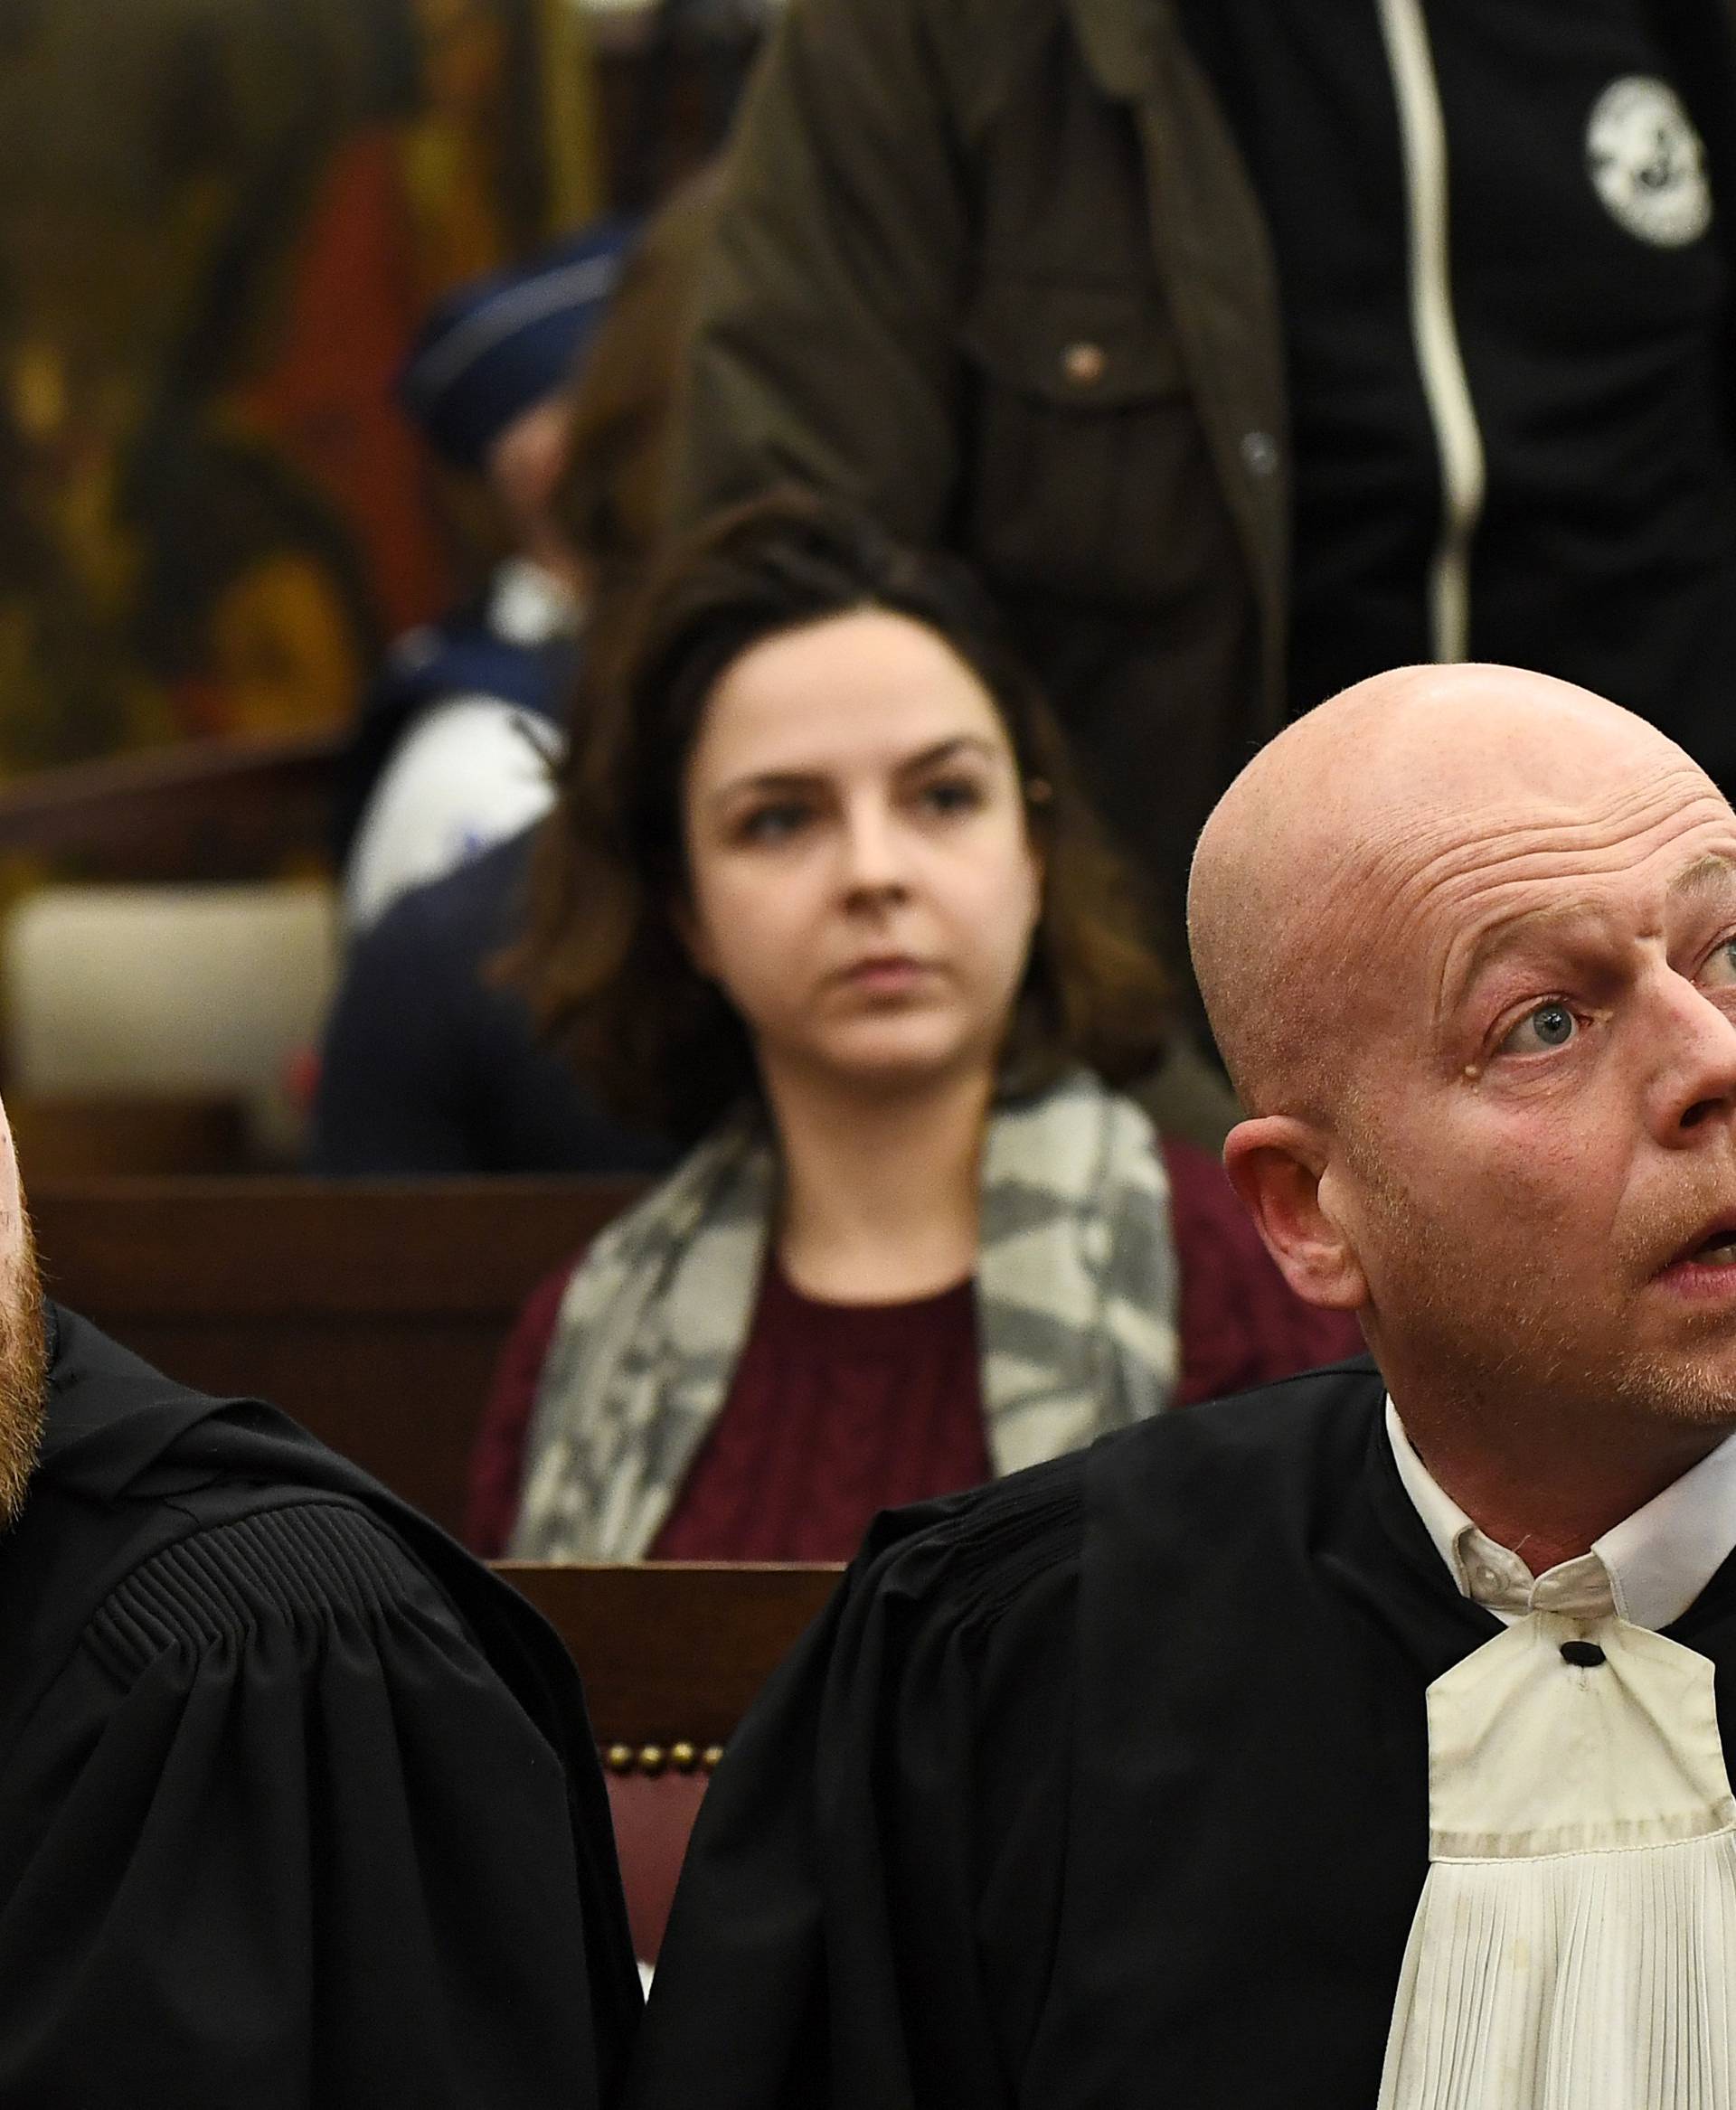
[398,220,637,471]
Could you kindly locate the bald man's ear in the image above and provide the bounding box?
[1222,1116,1369,1311]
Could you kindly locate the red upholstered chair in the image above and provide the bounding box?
[495,1562,842,1966]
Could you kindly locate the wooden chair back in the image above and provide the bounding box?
[10,1095,251,1179]
[497,1562,844,1964]
[28,1177,645,1534]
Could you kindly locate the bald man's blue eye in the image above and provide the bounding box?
[1498,1003,1579,1056]
[1521,1004,1575,1050]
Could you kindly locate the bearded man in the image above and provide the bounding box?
[627,664,1736,2108]
[0,1116,638,2105]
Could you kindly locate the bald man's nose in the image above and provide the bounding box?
[1656,979,1736,1140]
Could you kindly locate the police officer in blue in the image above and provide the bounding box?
[336,222,635,934]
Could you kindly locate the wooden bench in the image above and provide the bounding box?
[498,1562,844,1964]
[30,1177,645,1535]
[10,1095,252,1179]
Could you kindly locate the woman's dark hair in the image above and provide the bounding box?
[508,485,1174,1142]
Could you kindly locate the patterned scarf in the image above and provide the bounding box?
[509,1068,1180,1559]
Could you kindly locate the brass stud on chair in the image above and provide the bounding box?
[605,1743,636,1775]
[1061,339,1107,388]
[701,1744,725,1773]
[638,1743,668,1776]
[670,1741,699,1772]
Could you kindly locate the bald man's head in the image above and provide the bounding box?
[1187,664,1719,1121]
[1198,664,1736,1458]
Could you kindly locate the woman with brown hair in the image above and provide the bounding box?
[467,489,1356,1560]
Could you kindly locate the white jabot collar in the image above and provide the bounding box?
[1386,1398,1736,1631]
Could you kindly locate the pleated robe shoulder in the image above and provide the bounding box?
[0,1305,639,2110]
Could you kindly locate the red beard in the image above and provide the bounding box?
[0,1217,47,1528]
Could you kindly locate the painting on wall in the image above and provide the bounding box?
[0,0,599,777]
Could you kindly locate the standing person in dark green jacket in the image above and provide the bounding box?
[673,0,1736,966]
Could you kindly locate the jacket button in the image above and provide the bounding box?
[1241,429,1279,477]
[1061,340,1107,387]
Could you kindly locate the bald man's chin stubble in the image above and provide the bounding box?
[0,1224,47,1531]
[1606,1318,1736,1431]
[1357,1170,1736,1440]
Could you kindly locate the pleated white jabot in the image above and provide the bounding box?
[1378,1611,1736,2108]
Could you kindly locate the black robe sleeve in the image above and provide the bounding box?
[0,1498,624,2109]
[627,1460,1087,2110]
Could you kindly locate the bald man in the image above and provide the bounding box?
[0,1104,640,2103]
[629,664,1736,2109]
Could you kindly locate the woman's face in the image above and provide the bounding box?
[680,608,1043,1100]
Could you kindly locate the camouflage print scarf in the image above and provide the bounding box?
[509,1068,1180,1560]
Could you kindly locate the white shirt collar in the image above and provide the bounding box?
[1386,1397,1736,1630]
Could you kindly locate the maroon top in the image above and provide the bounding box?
[464,1137,1363,1559]
[651,1260,991,1561]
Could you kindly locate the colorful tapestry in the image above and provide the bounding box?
[0,0,598,776]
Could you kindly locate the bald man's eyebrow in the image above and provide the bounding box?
[1666,852,1736,907]
[1443,899,1612,1018]
[1444,858,1736,1019]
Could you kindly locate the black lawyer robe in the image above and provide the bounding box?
[0,1305,640,2108]
[627,1356,1736,2107]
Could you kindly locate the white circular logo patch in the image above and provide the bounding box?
[1587,76,1713,247]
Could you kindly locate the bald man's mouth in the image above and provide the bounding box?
[1655,1211,1736,1299]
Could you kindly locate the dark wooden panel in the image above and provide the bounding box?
[496,1562,843,1747]
[0,730,344,880]
[11,1095,250,1179]
[103,1320,506,1532]
[30,1177,643,1315]
[30,1177,646,1531]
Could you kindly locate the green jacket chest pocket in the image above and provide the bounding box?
[958,276,1223,611]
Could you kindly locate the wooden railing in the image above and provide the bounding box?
[0,730,344,880]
